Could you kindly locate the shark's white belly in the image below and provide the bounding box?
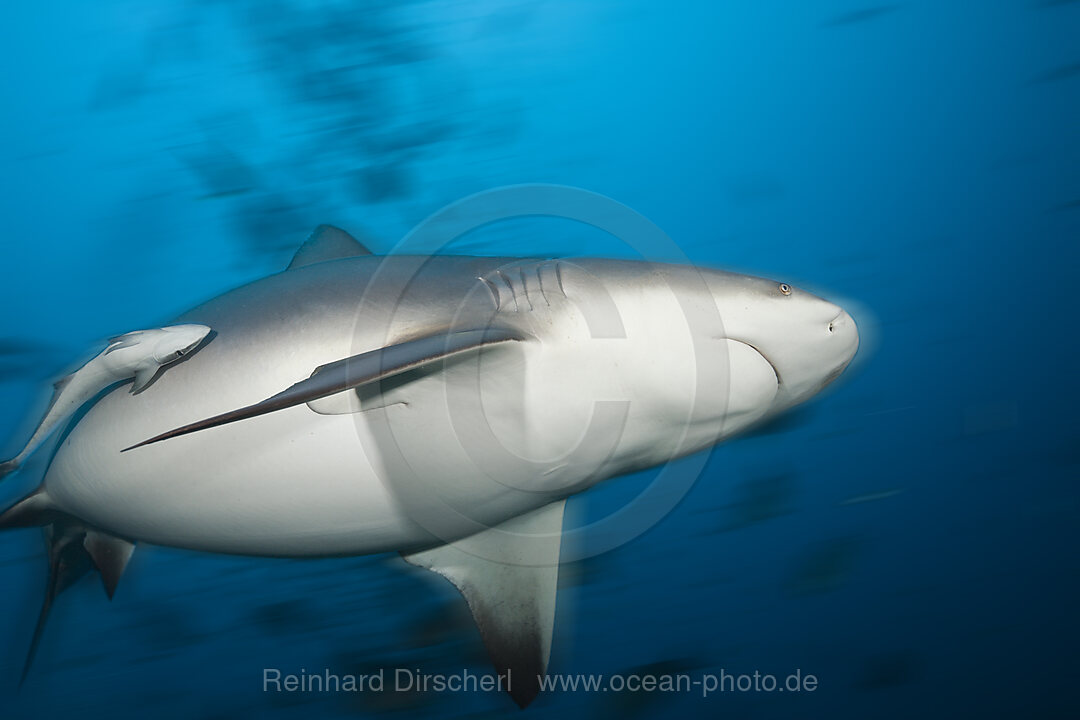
[47,411,378,557]
[42,369,559,557]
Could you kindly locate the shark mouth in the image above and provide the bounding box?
[732,339,782,389]
[709,339,780,422]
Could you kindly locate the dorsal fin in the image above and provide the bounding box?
[287,225,373,269]
[402,500,566,708]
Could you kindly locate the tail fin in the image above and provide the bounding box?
[0,459,18,483]
[22,522,92,686]
[1,489,136,685]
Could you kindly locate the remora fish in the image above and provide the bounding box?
[0,226,859,706]
[0,324,211,482]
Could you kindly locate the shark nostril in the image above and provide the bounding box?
[827,310,849,335]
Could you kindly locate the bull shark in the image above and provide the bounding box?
[0,324,211,483]
[0,225,859,707]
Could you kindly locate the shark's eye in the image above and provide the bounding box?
[779,283,792,296]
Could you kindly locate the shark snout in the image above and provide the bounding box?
[749,300,860,413]
[826,309,859,370]
[151,324,213,364]
[173,324,212,351]
[813,308,859,394]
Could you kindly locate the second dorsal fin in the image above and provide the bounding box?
[287,225,373,270]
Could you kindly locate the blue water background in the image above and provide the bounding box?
[0,1,1077,718]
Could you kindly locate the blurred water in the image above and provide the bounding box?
[0,1,1077,718]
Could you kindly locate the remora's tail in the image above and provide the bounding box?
[0,489,136,685]
[0,459,19,482]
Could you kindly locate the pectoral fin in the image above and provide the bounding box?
[402,500,566,708]
[123,327,525,451]
[130,365,158,394]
